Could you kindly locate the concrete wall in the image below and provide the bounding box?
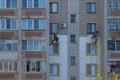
[79,37,100,80]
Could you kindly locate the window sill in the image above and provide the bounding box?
[86,75,97,77]
[49,74,59,76]
[86,54,98,56]
[23,72,46,73]
[49,53,59,56]
[22,29,45,31]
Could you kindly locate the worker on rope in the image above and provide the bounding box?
[49,33,59,45]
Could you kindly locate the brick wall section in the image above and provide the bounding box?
[110,31,120,38]
[0,73,15,79]
[0,32,14,38]
[25,31,43,37]
[110,53,120,58]
[0,10,16,16]
[25,51,46,59]
[109,10,120,16]
[22,9,45,16]
[25,74,43,79]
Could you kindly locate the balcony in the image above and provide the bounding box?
[22,8,45,17]
[110,31,120,38]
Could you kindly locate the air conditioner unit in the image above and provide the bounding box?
[60,23,67,28]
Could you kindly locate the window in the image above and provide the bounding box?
[70,14,76,23]
[49,44,59,56]
[71,77,76,80]
[86,64,97,77]
[49,63,59,76]
[0,19,17,30]
[107,2,112,9]
[108,40,120,51]
[87,3,96,13]
[22,0,45,8]
[50,3,58,13]
[70,35,76,43]
[87,23,96,34]
[0,60,17,72]
[109,61,120,73]
[50,23,58,34]
[22,19,45,30]
[0,0,17,8]
[22,39,45,51]
[70,56,76,66]
[113,2,117,9]
[107,19,120,30]
[86,42,98,56]
[0,40,17,51]
[24,60,46,72]
[108,40,115,51]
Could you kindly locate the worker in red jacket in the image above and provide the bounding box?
[53,33,59,42]
[49,33,59,45]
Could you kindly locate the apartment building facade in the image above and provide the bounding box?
[104,0,120,79]
[0,0,119,80]
[49,0,103,80]
[0,0,49,80]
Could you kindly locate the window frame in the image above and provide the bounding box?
[0,40,17,52]
[71,76,76,80]
[0,0,17,8]
[21,19,45,30]
[49,2,58,13]
[86,2,96,13]
[23,60,46,73]
[49,43,59,56]
[87,23,96,34]
[86,64,98,77]
[49,63,60,76]
[86,42,98,56]
[107,39,120,51]
[0,19,17,30]
[22,0,45,8]
[70,14,76,23]
[70,34,76,43]
[22,39,46,51]
[70,56,76,66]
[50,23,58,34]
[0,60,17,72]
